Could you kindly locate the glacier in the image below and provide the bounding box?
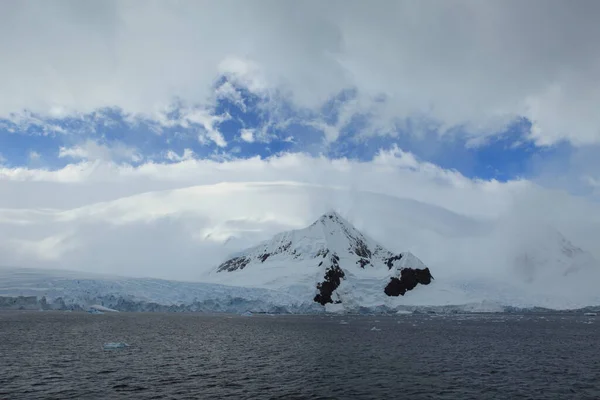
[0,266,322,314]
[1,265,599,313]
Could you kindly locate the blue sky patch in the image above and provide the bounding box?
[0,82,564,182]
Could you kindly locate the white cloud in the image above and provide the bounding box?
[215,81,246,112]
[0,150,598,286]
[0,149,528,216]
[28,151,41,161]
[239,129,255,143]
[58,140,142,163]
[165,148,195,162]
[584,176,600,188]
[58,146,88,160]
[156,106,228,147]
[1,1,600,146]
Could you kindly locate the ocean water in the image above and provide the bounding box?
[1,311,599,399]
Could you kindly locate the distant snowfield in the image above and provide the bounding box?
[0,181,599,311]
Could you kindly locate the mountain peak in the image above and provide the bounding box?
[313,210,348,227]
[213,213,433,307]
[319,209,343,219]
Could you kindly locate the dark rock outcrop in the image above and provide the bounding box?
[314,254,345,305]
[384,267,434,296]
[217,256,251,272]
[353,239,372,259]
[384,254,403,269]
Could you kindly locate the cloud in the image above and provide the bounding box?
[28,151,41,162]
[165,148,196,162]
[0,149,524,214]
[239,129,255,143]
[0,149,599,288]
[58,140,142,162]
[215,81,247,112]
[1,1,600,146]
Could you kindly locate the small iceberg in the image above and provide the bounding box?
[89,305,119,313]
[88,309,105,315]
[103,342,129,350]
[241,311,253,317]
[584,312,597,316]
[339,320,349,325]
[370,326,381,331]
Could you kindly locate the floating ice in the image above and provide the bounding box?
[370,326,381,331]
[87,309,104,315]
[89,305,119,313]
[241,311,253,317]
[340,320,349,325]
[103,342,129,350]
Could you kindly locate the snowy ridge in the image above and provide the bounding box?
[215,211,395,272]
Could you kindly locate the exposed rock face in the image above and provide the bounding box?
[385,254,403,269]
[314,254,345,305]
[217,256,251,272]
[384,268,434,296]
[217,241,295,272]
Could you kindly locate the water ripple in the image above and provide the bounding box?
[0,312,599,399]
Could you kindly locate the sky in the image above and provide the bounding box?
[1,1,600,283]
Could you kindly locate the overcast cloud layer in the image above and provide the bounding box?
[1,1,600,292]
[1,152,600,284]
[2,0,600,145]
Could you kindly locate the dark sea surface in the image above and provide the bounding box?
[1,312,599,400]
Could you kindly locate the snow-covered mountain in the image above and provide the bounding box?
[206,211,433,309]
[511,228,597,283]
